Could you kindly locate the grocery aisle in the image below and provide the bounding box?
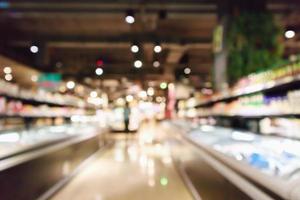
[50,122,194,200]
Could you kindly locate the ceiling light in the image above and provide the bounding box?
[31,75,38,82]
[134,60,142,68]
[4,74,13,81]
[153,61,160,68]
[66,81,75,89]
[30,45,39,53]
[147,87,155,96]
[184,67,191,75]
[126,95,134,102]
[95,68,103,76]
[154,45,162,53]
[285,30,295,39]
[131,45,139,53]
[160,82,167,89]
[3,66,12,74]
[90,91,98,98]
[125,15,135,24]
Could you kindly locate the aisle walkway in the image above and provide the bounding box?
[50,122,194,200]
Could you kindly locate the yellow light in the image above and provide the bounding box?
[147,87,154,96]
[160,177,168,186]
[160,82,167,89]
[3,67,12,74]
[126,95,133,102]
[4,74,12,81]
[31,75,38,82]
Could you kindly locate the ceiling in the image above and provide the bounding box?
[0,0,300,99]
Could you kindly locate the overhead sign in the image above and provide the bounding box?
[38,73,62,91]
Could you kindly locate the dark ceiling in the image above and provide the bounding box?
[0,0,300,95]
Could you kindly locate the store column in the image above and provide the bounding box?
[213,3,229,93]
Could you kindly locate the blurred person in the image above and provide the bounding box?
[124,102,131,133]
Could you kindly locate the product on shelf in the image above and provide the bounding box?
[0,96,86,117]
[260,118,300,139]
[0,79,87,108]
[0,97,6,114]
[198,89,300,117]
[197,61,300,104]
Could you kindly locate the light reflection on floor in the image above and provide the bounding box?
[51,122,194,200]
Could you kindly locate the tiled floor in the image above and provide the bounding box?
[50,122,194,200]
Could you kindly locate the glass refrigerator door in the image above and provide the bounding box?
[186,124,300,181]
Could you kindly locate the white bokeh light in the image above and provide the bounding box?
[131,45,139,53]
[285,30,295,39]
[184,67,191,75]
[90,91,98,98]
[95,68,103,76]
[125,16,135,24]
[4,74,13,81]
[153,61,160,68]
[154,45,162,53]
[3,67,12,74]
[66,81,75,89]
[134,60,143,68]
[30,45,39,53]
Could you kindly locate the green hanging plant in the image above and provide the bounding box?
[227,12,284,84]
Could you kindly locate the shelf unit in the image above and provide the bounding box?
[183,67,300,137]
[0,93,95,131]
[198,113,300,119]
[0,94,89,109]
[196,74,300,108]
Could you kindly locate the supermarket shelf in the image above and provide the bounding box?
[0,94,91,109]
[198,114,300,119]
[197,114,300,141]
[0,114,74,119]
[196,74,300,108]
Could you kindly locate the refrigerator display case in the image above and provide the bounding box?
[0,122,107,200]
[0,123,102,159]
[171,120,300,200]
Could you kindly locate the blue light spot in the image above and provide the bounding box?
[0,2,9,9]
